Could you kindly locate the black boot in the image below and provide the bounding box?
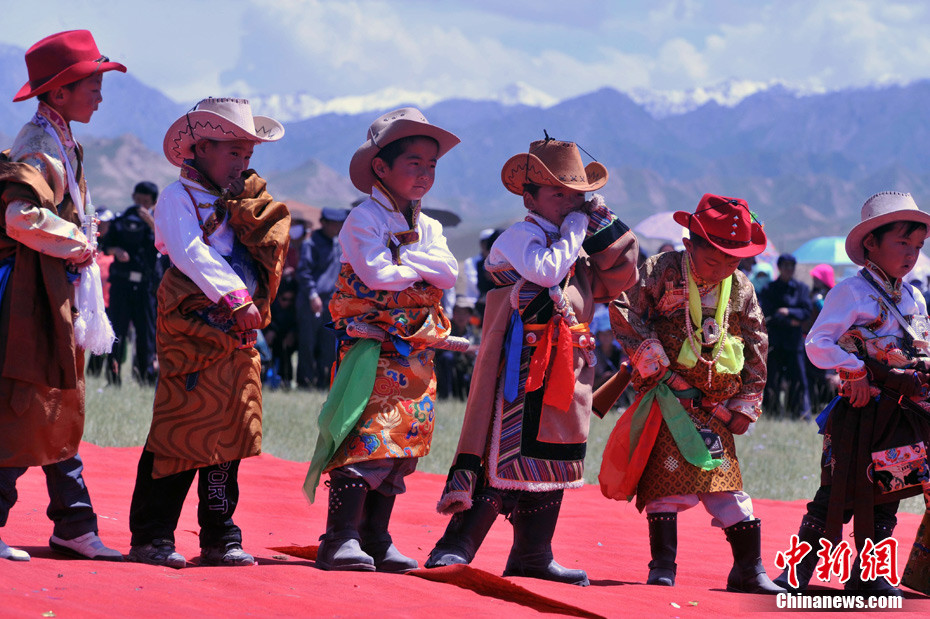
[646,512,677,586]
[724,519,785,594]
[359,490,417,573]
[502,491,589,587]
[425,490,502,568]
[774,515,828,592]
[316,478,375,571]
[845,518,902,596]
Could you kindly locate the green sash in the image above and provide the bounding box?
[302,338,381,503]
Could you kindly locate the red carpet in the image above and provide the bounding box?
[2,442,928,618]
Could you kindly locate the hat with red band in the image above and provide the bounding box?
[673,193,767,258]
[14,30,126,102]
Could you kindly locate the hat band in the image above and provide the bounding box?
[704,232,751,249]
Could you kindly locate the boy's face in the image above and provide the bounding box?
[864,222,926,280]
[194,139,255,190]
[524,185,585,226]
[372,137,438,204]
[683,236,742,285]
[52,74,103,124]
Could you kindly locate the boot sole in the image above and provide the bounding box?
[316,561,376,572]
[50,540,124,562]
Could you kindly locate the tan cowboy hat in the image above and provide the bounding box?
[846,191,930,265]
[349,107,460,193]
[163,97,284,167]
[501,138,608,196]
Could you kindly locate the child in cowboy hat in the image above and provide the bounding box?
[127,97,290,568]
[601,194,784,593]
[0,29,125,563]
[303,107,460,573]
[774,192,930,594]
[426,136,639,586]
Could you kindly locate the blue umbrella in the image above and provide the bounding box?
[792,236,852,265]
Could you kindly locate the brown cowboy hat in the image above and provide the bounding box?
[500,138,608,196]
[349,107,460,193]
[14,30,126,102]
[673,193,767,258]
[846,191,930,265]
[163,97,284,167]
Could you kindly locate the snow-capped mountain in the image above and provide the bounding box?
[247,82,558,123]
[628,79,825,118]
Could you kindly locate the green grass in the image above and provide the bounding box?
[83,375,925,513]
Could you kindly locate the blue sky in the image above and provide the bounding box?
[3,0,930,103]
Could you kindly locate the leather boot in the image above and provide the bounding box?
[359,490,418,573]
[774,515,829,592]
[316,478,375,571]
[646,512,677,586]
[844,518,903,596]
[425,490,502,568]
[502,490,589,587]
[724,519,785,594]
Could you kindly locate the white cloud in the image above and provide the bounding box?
[4,0,930,104]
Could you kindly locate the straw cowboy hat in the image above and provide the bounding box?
[14,30,126,102]
[673,193,767,258]
[163,97,284,167]
[500,138,608,196]
[846,191,930,266]
[349,107,460,193]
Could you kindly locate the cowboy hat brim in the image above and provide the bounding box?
[13,60,127,102]
[845,209,930,266]
[163,109,285,167]
[349,118,460,193]
[501,152,608,196]
[673,210,767,258]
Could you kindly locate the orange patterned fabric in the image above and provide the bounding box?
[147,171,289,477]
[325,263,451,470]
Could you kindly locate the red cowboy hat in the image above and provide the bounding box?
[13,30,127,102]
[673,193,767,258]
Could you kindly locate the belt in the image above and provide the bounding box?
[522,322,594,351]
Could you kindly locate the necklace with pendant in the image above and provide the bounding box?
[682,253,731,385]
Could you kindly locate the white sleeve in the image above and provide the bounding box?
[487,213,586,288]
[5,199,88,259]
[805,282,864,373]
[400,218,459,289]
[338,207,421,291]
[154,188,247,303]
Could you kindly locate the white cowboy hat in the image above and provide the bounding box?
[846,191,930,265]
[163,97,284,167]
[349,107,459,193]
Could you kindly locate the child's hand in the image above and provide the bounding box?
[225,175,246,198]
[840,375,871,407]
[727,411,753,435]
[233,304,262,331]
[67,246,96,270]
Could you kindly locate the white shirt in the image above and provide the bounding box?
[486,211,588,287]
[154,176,246,303]
[338,186,458,292]
[806,268,927,372]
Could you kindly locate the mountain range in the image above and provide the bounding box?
[3,42,930,259]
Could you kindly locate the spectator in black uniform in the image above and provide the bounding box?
[296,207,348,389]
[99,181,160,385]
[759,253,813,418]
